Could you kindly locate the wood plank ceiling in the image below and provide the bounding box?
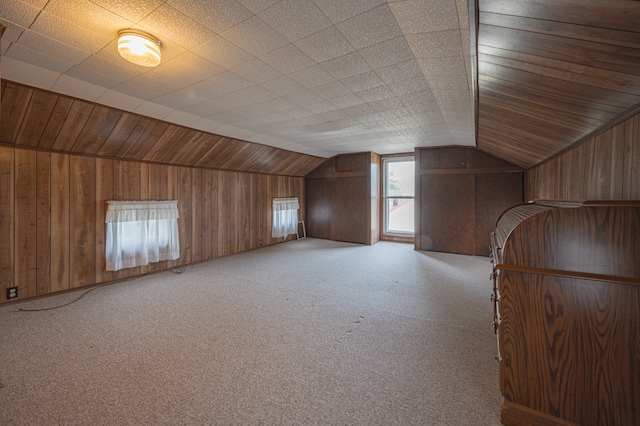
[0,80,325,176]
[476,0,640,169]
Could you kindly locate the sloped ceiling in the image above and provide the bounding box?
[0,0,474,160]
[1,0,639,172]
[476,0,640,168]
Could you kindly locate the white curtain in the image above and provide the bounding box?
[272,198,299,238]
[105,200,180,271]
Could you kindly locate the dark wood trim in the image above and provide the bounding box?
[495,264,640,286]
[501,401,578,426]
[420,166,523,175]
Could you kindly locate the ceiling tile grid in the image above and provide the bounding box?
[1,0,476,158]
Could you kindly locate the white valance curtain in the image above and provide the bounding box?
[105,200,180,271]
[272,197,299,238]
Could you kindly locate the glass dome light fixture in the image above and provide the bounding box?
[117,29,161,67]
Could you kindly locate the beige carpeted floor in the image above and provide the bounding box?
[0,238,501,425]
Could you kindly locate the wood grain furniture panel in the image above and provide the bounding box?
[490,201,640,425]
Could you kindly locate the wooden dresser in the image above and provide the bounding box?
[489,200,640,425]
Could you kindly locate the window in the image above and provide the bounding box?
[105,200,180,271]
[383,156,415,235]
[272,198,299,238]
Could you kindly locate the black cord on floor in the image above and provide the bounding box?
[18,247,191,312]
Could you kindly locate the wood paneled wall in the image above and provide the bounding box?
[0,145,305,304]
[306,152,379,245]
[526,109,640,200]
[416,147,523,256]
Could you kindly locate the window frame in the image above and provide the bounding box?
[381,154,416,242]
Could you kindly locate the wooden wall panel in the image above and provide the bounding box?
[50,153,70,292]
[1,146,307,305]
[416,147,523,255]
[69,156,96,288]
[0,146,15,301]
[526,110,640,201]
[14,149,37,298]
[36,151,51,295]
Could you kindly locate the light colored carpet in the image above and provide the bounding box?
[0,238,501,425]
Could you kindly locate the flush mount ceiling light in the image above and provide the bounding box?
[117,29,161,67]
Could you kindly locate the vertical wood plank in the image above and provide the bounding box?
[191,168,205,262]
[610,124,625,199]
[69,156,96,288]
[121,161,142,278]
[139,163,150,274]
[207,169,218,259]
[15,149,38,298]
[51,153,70,292]
[36,151,51,295]
[0,146,15,301]
[95,158,113,283]
[177,167,192,264]
[237,172,250,252]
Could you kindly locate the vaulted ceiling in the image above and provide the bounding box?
[1,0,639,172]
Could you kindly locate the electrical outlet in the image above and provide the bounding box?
[6,287,18,300]
[259,239,263,245]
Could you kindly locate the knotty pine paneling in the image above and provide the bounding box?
[526,110,640,200]
[0,145,306,304]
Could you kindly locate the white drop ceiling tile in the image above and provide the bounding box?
[340,71,384,93]
[320,51,372,80]
[0,1,40,28]
[259,43,315,74]
[151,89,209,109]
[259,0,332,42]
[425,73,469,90]
[0,22,23,55]
[398,89,437,107]
[406,30,462,59]
[375,59,424,84]
[432,89,470,102]
[437,99,473,111]
[163,110,201,128]
[190,117,224,133]
[283,90,323,108]
[294,26,355,63]
[138,4,216,50]
[368,96,404,113]
[231,59,282,84]
[310,80,350,100]
[180,98,231,116]
[1,57,60,90]
[221,16,288,57]
[388,0,460,34]
[304,100,338,115]
[168,0,253,34]
[312,0,386,24]
[190,71,253,98]
[192,36,255,69]
[389,76,431,96]
[111,81,163,101]
[96,89,144,111]
[76,54,141,83]
[30,11,112,53]
[6,43,74,74]
[455,0,470,30]
[235,0,279,14]
[335,4,402,50]
[65,65,123,88]
[329,93,364,109]
[17,30,91,64]
[146,52,224,86]
[260,76,306,96]
[51,74,107,101]
[133,101,174,120]
[416,57,466,76]
[289,65,335,89]
[217,84,278,108]
[43,0,134,37]
[359,36,415,70]
[90,0,165,22]
[341,103,376,118]
[318,109,348,122]
[357,85,395,103]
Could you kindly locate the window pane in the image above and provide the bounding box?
[386,161,414,197]
[387,198,414,233]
